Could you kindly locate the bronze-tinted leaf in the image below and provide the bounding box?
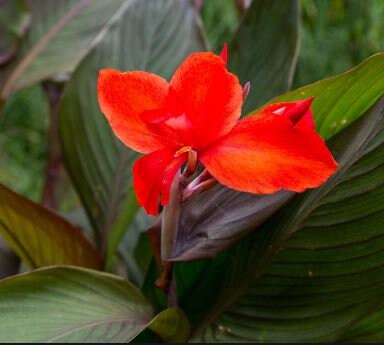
[0,184,101,269]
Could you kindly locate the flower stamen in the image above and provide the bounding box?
[175,145,192,156]
[175,146,198,178]
[242,81,251,103]
[182,169,217,201]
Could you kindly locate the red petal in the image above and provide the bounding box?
[170,52,243,149]
[200,114,338,194]
[98,69,181,153]
[160,154,187,207]
[140,87,185,124]
[220,43,228,65]
[261,97,315,129]
[133,149,186,216]
[295,108,315,130]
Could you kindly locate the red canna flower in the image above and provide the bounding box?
[98,48,338,216]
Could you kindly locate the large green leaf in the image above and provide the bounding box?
[0,0,129,99]
[173,53,384,262]
[229,0,300,114]
[59,0,206,266]
[193,97,384,342]
[0,184,101,269]
[0,266,154,342]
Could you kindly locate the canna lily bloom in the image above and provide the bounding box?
[98,48,338,216]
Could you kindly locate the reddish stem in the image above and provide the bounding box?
[154,261,173,292]
[147,216,162,270]
[41,82,63,209]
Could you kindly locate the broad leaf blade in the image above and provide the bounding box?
[59,0,206,264]
[0,0,127,98]
[194,97,384,342]
[0,266,153,342]
[0,184,101,269]
[172,53,384,262]
[229,0,300,114]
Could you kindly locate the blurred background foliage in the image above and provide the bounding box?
[1,0,384,203]
[0,85,48,201]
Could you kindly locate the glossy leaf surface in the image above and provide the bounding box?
[0,266,153,342]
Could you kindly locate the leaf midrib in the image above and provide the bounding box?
[42,316,149,343]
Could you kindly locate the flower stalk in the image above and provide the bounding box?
[182,169,217,200]
[161,170,182,262]
[156,157,218,301]
[156,171,182,304]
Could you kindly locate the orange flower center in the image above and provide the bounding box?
[174,145,193,157]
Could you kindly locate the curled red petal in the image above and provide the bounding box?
[220,43,228,65]
[261,97,315,129]
[170,52,243,149]
[133,149,186,216]
[200,113,338,195]
[295,108,315,130]
[98,69,181,153]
